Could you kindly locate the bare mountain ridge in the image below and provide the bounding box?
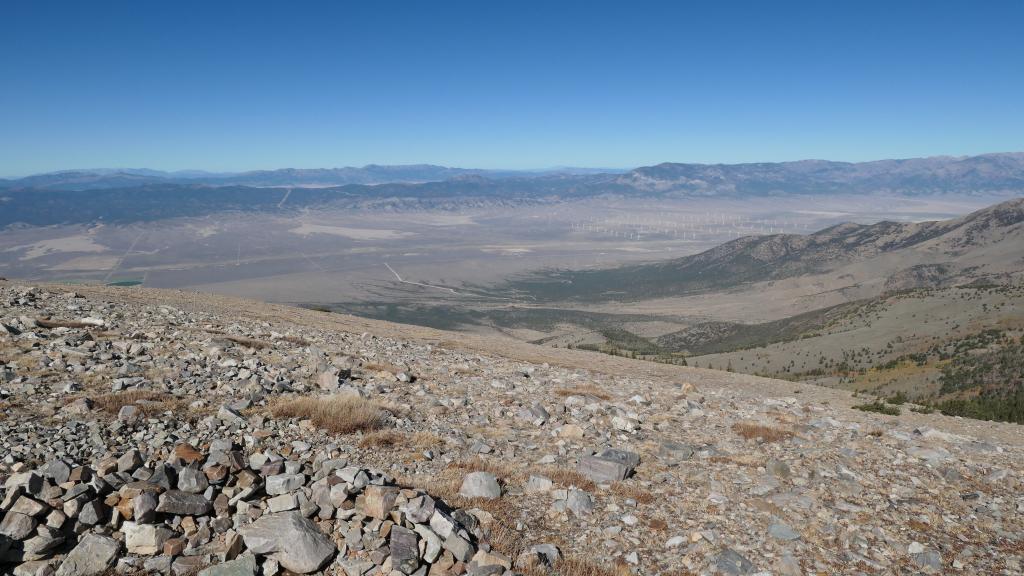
[622,153,1024,195]
[507,198,1024,301]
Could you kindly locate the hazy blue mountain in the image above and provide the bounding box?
[8,153,1022,193]
[2,164,557,190]
[3,154,1024,227]
[203,165,493,187]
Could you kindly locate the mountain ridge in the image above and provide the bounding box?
[619,153,1024,196]
[5,152,1024,194]
[505,198,1024,302]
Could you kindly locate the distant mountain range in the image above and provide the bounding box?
[2,154,1024,226]
[3,153,1023,193]
[0,164,625,190]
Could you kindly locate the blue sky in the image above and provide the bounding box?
[1,1,1022,176]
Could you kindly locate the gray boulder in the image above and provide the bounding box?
[566,489,594,517]
[133,491,158,524]
[0,512,38,540]
[238,511,335,573]
[458,472,501,499]
[177,466,209,494]
[56,534,120,576]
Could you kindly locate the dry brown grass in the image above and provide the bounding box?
[451,364,479,375]
[270,394,387,434]
[647,517,668,532]
[609,481,654,504]
[530,466,596,491]
[411,431,444,448]
[521,558,632,576]
[35,318,95,329]
[396,472,459,505]
[731,422,794,443]
[907,519,931,533]
[358,430,443,450]
[224,335,269,349]
[708,454,764,468]
[93,390,189,417]
[447,456,523,483]
[486,519,525,558]
[363,361,404,375]
[278,335,310,346]
[358,430,405,449]
[553,384,611,401]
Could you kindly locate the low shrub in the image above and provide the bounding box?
[853,401,901,416]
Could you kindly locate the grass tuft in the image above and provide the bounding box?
[270,394,388,433]
[93,390,188,417]
[731,422,794,442]
[609,481,654,504]
[35,318,95,329]
[358,430,444,450]
[559,558,627,576]
[553,384,611,401]
[532,466,596,491]
[224,335,269,349]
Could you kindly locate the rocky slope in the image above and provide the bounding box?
[1,282,1022,575]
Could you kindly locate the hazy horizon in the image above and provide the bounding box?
[6,150,1024,180]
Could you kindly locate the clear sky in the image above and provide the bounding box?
[2,1,1022,176]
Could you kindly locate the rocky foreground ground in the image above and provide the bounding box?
[0,282,1022,576]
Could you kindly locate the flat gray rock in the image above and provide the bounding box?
[768,522,800,541]
[715,548,755,575]
[578,448,639,483]
[264,473,305,495]
[156,490,211,516]
[197,554,258,576]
